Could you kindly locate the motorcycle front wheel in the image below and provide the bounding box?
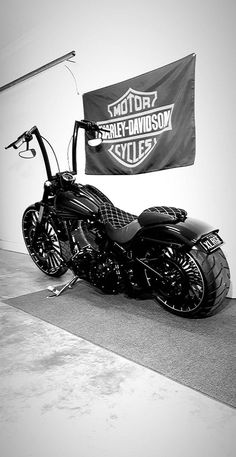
[22,205,71,277]
[139,244,230,318]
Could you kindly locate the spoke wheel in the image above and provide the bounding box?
[139,243,230,317]
[143,246,205,315]
[22,205,70,277]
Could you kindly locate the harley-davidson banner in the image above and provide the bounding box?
[83,54,196,175]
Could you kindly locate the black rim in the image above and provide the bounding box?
[143,246,205,313]
[23,209,63,274]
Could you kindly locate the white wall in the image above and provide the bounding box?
[0,0,235,296]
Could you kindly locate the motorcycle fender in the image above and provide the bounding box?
[136,217,222,252]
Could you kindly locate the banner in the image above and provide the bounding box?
[83,54,196,175]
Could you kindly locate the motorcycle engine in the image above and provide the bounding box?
[89,253,123,294]
[71,221,123,294]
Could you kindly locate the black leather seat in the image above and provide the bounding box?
[99,204,141,243]
[99,203,187,243]
[138,211,175,226]
[139,206,187,226]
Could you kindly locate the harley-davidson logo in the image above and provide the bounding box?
[98,88,174,168]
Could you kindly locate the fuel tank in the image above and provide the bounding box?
[55,184,112,219]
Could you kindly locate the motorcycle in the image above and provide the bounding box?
[5,120,230,317]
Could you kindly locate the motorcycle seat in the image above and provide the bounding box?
[99,204,187,244]
[99,203,141,243]
[138,206,187,226]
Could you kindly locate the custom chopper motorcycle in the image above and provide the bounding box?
[6,120,230,317]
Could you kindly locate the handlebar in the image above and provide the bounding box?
[5,121,109,151]
[78,120,110,133]
[5,120,110,179]
[5,126,37,150]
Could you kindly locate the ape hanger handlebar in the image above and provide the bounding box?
[5,120,109,180]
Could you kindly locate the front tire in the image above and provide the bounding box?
[139,244,230,318]
[22,205,71,277]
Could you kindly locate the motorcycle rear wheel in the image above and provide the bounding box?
[22,205,71,277]
[140,244,230,318]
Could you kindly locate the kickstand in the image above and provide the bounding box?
[47,275,80,297]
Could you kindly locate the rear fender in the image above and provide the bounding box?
[133,217,221,252]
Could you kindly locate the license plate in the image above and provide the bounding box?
[200,232,223,253]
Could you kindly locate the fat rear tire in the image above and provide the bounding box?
[188,247,230,317]
[140,244,230,318]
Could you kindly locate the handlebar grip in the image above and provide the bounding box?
[5,141,16,150]
[5,134,25,150]
[5,126,36,150]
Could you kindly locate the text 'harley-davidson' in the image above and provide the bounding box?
[5,120,230,317]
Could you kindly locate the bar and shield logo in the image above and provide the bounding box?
[97,88,174,168]
[83,54,196,174]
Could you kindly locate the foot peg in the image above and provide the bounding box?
[47,275,80,297]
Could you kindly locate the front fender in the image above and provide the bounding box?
[133,217,218,250]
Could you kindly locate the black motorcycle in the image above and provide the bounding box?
[6,120,230,317]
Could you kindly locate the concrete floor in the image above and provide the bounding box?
[0,249,235,457]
